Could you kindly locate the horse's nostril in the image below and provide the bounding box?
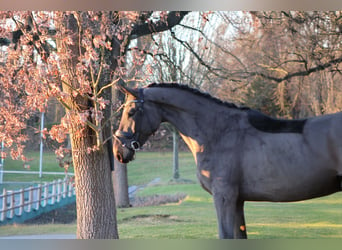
[117,153,123,163]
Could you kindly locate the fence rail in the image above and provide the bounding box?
[1,170,74,176]
[0,178,75,223]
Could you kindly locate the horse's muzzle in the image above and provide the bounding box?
[113,138,136,163]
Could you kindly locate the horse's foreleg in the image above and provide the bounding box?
[213,193,239,239]
[234,199,247,239]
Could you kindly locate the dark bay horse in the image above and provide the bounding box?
[113,83,342,239]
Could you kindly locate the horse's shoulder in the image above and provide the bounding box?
[247,109,307,134]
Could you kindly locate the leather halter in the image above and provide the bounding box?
[114,88,145,151]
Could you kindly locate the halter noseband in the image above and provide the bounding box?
[114,88,145,151]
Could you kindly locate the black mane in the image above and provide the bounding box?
[147,83,247,110]
[146,83,307,134]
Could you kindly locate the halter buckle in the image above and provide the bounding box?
[131,141,140,151]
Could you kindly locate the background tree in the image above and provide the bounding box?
[135,11,342,118]
[112,82,129,208]
[212,11,342,117]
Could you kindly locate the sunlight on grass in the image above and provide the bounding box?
[1,151,342,239]
[251,222,342,229]
[183,195,211,203]
[0,223,76,236]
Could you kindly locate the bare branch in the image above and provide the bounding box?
[97,78,120,96]
[178,23,248,72]
[255,56,342,83]
[130,11,190,39]
[170,31,227,79]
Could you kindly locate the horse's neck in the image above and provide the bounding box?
[145,87,241,155]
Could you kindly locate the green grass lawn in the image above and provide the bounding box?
[1,151,72,184]
[1,151,342,238]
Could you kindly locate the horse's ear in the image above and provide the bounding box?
[117,81,139,98]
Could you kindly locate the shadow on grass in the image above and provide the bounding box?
[23,193,187,225]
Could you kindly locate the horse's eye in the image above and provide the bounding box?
[128,108,137,117]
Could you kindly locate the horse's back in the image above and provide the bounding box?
[303,112,342,174]
[247,109,307,134]
[237,112,342,201]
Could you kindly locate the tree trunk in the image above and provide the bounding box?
[70,126,118,238]
[113,158,130,207]
[56,13,119,239]
[112,82,130,208]
[172,129,180,180]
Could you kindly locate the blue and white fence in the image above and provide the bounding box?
[0,178,76,225]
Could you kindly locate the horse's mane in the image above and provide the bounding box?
[146,83,307,134]
[146,83,249,111]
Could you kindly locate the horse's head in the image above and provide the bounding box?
[113,85,161,163]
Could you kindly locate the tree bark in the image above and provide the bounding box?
[70,125,118,238]
[113,158,130,207]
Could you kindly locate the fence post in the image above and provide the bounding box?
[1,188,7,221]
[43,183,48,207]
[0,163,3,184]
[68,181,73,197]
[27,187,33,213]
[36,184,42,210]
[51,180,56,204]
[63,179,67,198]
[8,191,14,218]
[57,179,62,202]
[18,188,24,216]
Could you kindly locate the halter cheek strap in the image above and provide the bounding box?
[114,88,145,151]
